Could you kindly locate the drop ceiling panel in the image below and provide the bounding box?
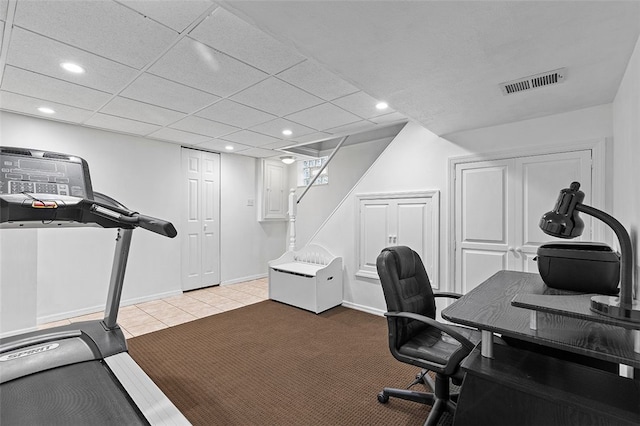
[332,91,393,119]
[230,77,323,117]
[148,37,267,97]
[84,112,161,135]
[196,139,251,153]
[195,99,275,128]
[285,103,361,131]
[14,0,177,69]
[190,7,305,75]
[277,60,360,101]
[6,28,139,93]
[0,0,7,21]
[249,118,316,140]
[260,139,301,151]
[120,73,220,114]
[221,130,281,147]
[370,112,407,125]
[100,96,186,126]
[117,0,214,32]
[170,115,239,138]
[289,131,332,144]
[0,91,94,123]
[1,66,112,110]
[233,146,280,158]
[325,120,380,137]
[148,127,211,144]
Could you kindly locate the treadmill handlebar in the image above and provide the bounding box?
[89,203,177,238]
[135,214,177,238]
[0,194,177,238]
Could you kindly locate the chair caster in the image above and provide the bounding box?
[377,392,389,403]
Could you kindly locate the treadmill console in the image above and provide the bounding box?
[0,146,176,237]
[0,147,93,199]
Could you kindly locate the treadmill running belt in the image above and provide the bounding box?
[1,360,148,425]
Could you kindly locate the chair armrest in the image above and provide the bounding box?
[433,292,463,300]
[385,311,475,351]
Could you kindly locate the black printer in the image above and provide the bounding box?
[536,241,620,294]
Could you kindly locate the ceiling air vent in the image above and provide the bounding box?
[500,68,566,95]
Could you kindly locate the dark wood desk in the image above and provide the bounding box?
[441,270,640,426]
[441,270,640,368]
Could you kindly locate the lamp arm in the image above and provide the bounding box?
[576,203,635,307]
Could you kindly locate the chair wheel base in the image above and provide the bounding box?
[377,392,389,403]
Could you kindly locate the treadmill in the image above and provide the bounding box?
[0,147,190,425]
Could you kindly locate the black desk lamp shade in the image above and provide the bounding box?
[540,182,639,323]
[539,182,585,238]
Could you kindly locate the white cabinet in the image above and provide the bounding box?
[356,191,440,288]
[257,159,287,221]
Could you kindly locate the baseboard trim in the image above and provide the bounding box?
[221,273,268,286]
[36,289,184,325]
[341,301,385,317]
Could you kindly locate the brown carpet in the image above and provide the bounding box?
[128,300,430,425]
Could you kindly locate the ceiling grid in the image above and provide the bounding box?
[0,0,404,159]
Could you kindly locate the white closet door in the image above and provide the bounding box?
[357,198,392,279]
[514,150,592,272]
[396,197,439,288]
[182,148,220,291]
[455,150,592,293]
[356,191,440,287]
[455,159,514,294]
[201,153,220,286]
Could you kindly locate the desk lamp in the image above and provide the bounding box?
[539,182,639,323]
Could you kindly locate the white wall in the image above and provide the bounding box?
[612,33,640,297]
[308,104,613,314]
[0,112,287,335]
[220,153,286,284]
[0,112,182,333]
[0,229,37,332]
[289,134,394,248]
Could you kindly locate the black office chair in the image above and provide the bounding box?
[376,246,481,426]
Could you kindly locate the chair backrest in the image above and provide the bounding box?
[376,246,437,345]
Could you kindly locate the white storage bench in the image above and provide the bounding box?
[268,244,343,314]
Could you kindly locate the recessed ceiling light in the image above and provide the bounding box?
[375,101,388,110]
[37,107,55,114]
[60,62,85,74]
[282,129,293,136]
[225,145,234,151]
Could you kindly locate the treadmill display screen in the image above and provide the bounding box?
[0,148,93,198]
[18,159,57,173]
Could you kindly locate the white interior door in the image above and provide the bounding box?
[455,150,592,293]
[455,159,514,294]
[182,148,220,291]
[514,151,593,272]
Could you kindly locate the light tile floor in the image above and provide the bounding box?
[38,278,269,339]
